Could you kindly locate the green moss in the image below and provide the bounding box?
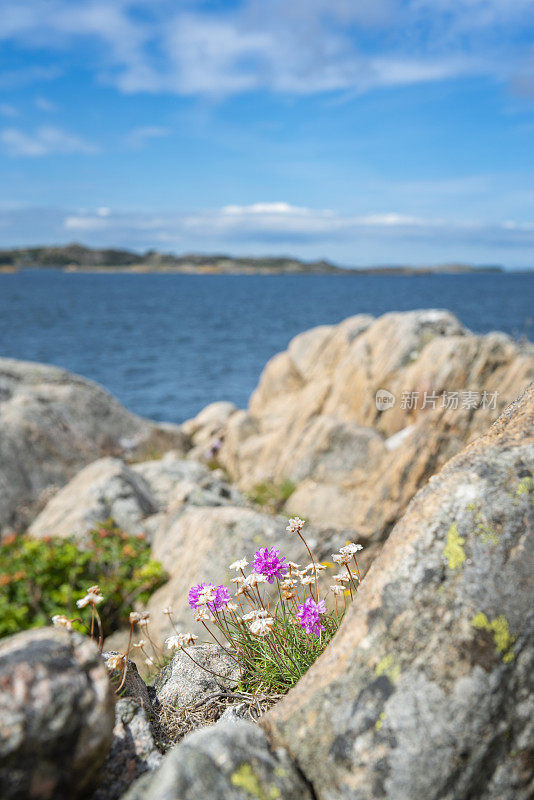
[248,479,296,512]
[444,522,466,569]
[471,612,517,663]
[375,711,386,731]
[375,654,401,683]
[230,764,280,799]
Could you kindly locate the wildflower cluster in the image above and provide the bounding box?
[47,518,363,700]
[161,519,364,693]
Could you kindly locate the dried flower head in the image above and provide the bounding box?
[340,542,363,555]
[51,614,73,631]
[229,558,249,572]
[76,587,104,608]
[161,607,173,615]
[286,517,305,535]
[165,632,198,650]
[131,640,147,649]
[249,616,275,636]
[332,553,352,565]
[330,584,345,596]
[105,653,127,671]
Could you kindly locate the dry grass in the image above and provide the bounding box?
[152,688,283,751]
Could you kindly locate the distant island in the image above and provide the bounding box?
[0,243,504,275]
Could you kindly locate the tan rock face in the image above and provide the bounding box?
[218,311,534,540]
[263,384,534,800]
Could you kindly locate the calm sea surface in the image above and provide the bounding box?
[0,270,532,423]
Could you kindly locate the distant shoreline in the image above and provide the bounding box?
[0,243,514,275]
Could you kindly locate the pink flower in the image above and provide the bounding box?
[188,582,230,612]
[297,598,326,636]
[252,547,288,584]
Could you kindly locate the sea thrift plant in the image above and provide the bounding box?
[49,518,364,699]
[161,520,365,694]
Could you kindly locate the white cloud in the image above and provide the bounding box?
[0,0,532,98]
[58,202,534,250]
[0,126,98,157]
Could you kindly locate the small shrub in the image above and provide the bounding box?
[0,519,166,638]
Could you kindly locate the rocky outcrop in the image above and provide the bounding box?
[262,383,534,800]
[122,719,314,800]
[118,383,533,800]
[216,310,534,540]
[154,644,241,708]
[0,628,115,800]
[29,458,158,540]
[0,358,187,535]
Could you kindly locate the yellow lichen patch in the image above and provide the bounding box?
[444,522,466,569]
[375,654,401,683]
[231,764,280,800]
[471,612,517,663]
[513,475,534,506]
[473,513,500,545]
[375,711,386,731]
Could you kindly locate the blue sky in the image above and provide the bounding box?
[1,0,534,267]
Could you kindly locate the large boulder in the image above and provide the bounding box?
[0,628,115,800]
[28,458,158,540]
[0,358,188,535]
[217,310,534,540]
[262,384,534,800]
[122,719,313,800]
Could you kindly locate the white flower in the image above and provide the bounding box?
[332,553,352,565]
[197,587,217,606]
[165,632,198,650]
[51,614,73,630]
[161,607,173,615]
[286,561,301,570]
[286,517,305,535]
[195,608,210,622]
[242,609,269,621]
[129,611,142,623]
[76,590,104,608]
[106,653,127,671]
[249,616,275,636]
[231,575,244,584]
[243,573,268,588]
[330,584,345,596]
[229,558,249,571]
[144,657,154,666]
[137,612,151,627]
[333,573,350,583]
[226,602,238,612]
[300,575,315,586]
[340,543,363,555]
[132,640,147,649]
